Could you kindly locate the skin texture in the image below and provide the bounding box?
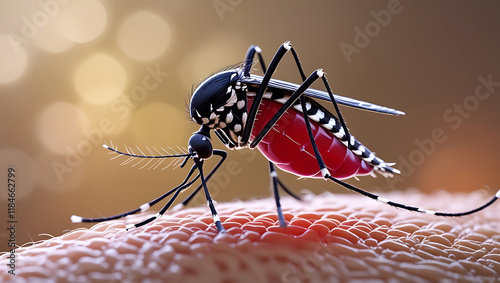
[1,190,500,282]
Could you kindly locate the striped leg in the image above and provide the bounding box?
[124,164,198,230]
[127,155,229,232]
[268,162,302,228]
[288,46,353,148]
[243,45,267,77]
[243,43,351,178]
[243,42,329,183]
[241,42,292,145]
[194,158,226,233]
[291,46,332,178]
[249,69,336,179]
[71,163,199,224]
[242,41,353,149]
[125,150,227,231]
[243,45,304,227]
[328,176,500,216]
[269,162,285,227]
[73,150,227,232]
[179,150,228,208]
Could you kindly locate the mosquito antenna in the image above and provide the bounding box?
[103,144,193,159]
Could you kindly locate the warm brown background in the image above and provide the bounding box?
[1,0,499,251]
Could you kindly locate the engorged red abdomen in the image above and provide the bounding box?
[248,97,373,179]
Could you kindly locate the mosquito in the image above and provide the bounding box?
[72,41,500,233]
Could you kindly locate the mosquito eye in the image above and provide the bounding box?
[188,133,213,159]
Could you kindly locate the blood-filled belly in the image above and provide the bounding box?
[248,97,373,179]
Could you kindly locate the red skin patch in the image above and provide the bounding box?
[2,191,500,282]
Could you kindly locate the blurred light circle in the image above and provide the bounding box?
[117,11,171,61]
[73,53,127,105]
[37,102,90,155]
[131,102,188,147]
[53,0,107,43]
[33,18,74,53]
[0,33,28,84]
[0,148,38,201]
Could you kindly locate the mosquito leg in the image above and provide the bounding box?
[269,162,287,228]
[243,45,267,76]
[125,164,199,230]
[241,41,349,149]
[299,94,330,177]
[243,46,303,222]
[178,184,201,208]
[241,43,353,178]
[125,151,227,230]
[241,41,292,145]
[194,158,226,233]
[288,47,353,148]
[248,69,334,178]
[126,184,185,230]
[328,175,500,217]
[249,69,324,148]
[71,164,199,223]
[248,43,331,177]
[179,150,227,208]
[268,162,301,200]
[276,179,301,201]
[289,47,335,177]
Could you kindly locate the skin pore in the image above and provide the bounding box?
[1,190,499,282]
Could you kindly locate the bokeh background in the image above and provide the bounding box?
[1,0,499,250]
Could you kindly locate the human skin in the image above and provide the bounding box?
[1,190,500,282]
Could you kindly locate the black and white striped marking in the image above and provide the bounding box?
[245,89,400,177]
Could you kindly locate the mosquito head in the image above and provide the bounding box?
[190,70,241,127]
[188,125,213,159]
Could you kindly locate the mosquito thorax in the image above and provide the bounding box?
[190,68,250,149]
[188,126,213,159]
[190,70,241,126]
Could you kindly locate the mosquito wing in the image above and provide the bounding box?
[240,75,405,116]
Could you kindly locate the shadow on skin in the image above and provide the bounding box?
[1,190,500,282]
